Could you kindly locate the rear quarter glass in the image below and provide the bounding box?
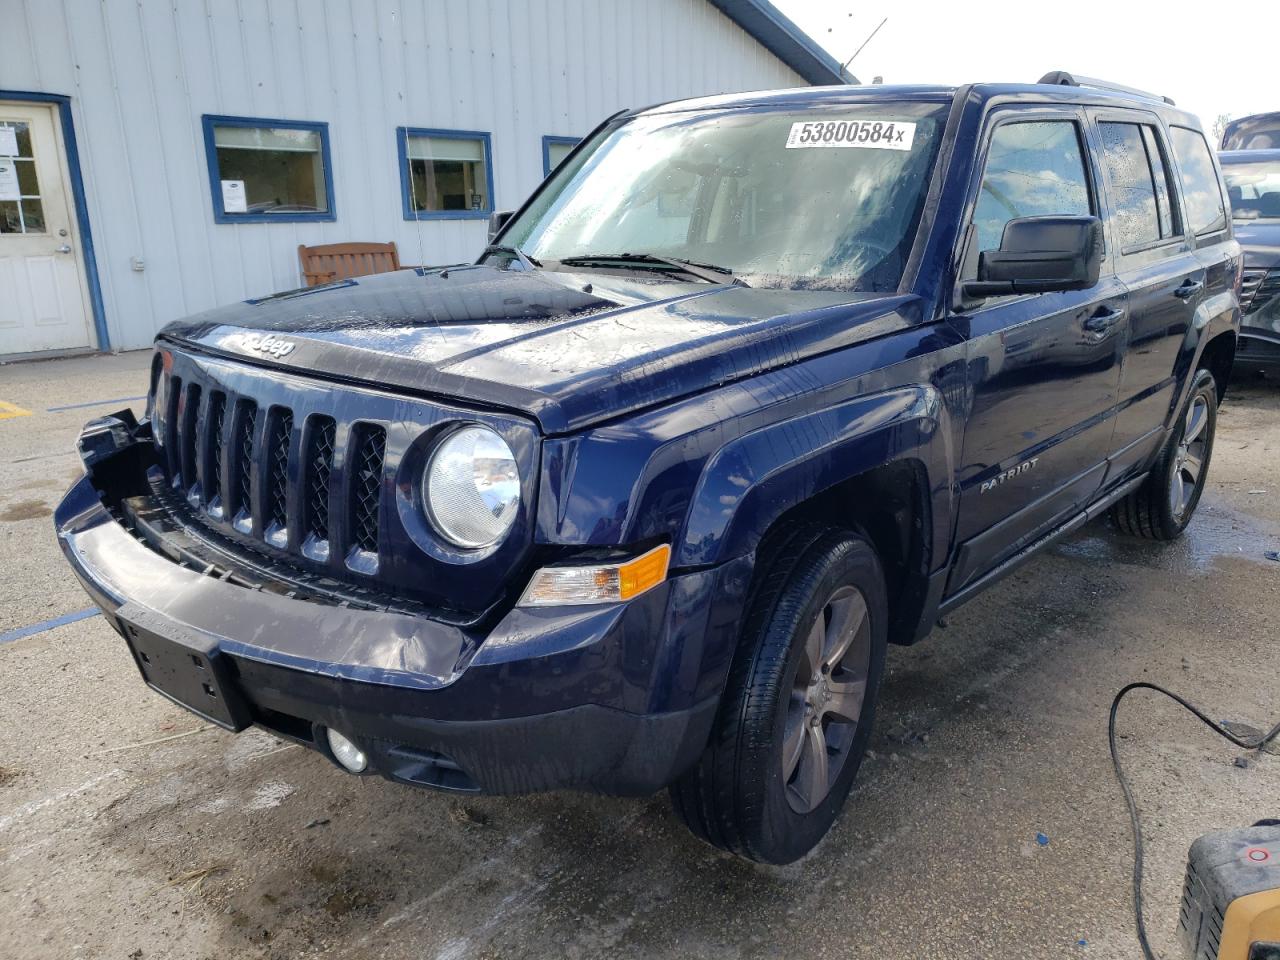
[1169,126,1229,235]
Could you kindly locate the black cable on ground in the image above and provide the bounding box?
[1109,682,1280,960]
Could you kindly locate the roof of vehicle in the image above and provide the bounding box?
[636,81,1204,129]
[1219,149,1280,164]
[637,84,957,115]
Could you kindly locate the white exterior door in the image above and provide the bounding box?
[0,102,94,355]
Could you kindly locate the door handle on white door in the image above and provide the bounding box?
[55,244,72,254]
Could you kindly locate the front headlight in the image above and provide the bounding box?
[424,425,520,548]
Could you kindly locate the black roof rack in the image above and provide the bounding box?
[1038,71,1176,106]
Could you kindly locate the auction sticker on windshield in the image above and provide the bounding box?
[785,120,916,151]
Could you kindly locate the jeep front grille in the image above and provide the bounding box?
[154,364,391,579]
[205,391,227,517]
[147,346,537,610]
[232,400,257,530]
[304,415,336,550]
[163,375,182,472]
[265,408,292,544]
[350,425,386,556]
[179,382,201,501]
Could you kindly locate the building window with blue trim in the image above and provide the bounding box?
[202,115,334,223]
[398,128,493,220]
[542,136,580,177]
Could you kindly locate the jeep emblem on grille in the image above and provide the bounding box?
[240,333,296,358]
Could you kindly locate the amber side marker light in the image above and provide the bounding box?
[518,544,672,607]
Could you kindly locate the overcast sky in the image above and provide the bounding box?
[774,0,1275,130]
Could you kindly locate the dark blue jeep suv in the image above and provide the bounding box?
[56,73,1241,863]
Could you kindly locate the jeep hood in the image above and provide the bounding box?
[1235,220,1280,270]
[160,266,920,434]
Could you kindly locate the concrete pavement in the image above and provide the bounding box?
[1,351,1277,960]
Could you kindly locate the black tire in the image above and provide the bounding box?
[669,525,888,864]
[1111,368,1218,540]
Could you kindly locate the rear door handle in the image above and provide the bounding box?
[1084,306,1126,334]
[1173,279,1204,299]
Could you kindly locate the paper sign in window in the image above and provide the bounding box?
[785,120,916,151]
[221,179,247,213]
[0,160,20,201]
[0,127,18,158]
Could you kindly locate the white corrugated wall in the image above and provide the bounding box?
[0,0,806,351]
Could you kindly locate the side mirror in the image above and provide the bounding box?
[963,215,1102,298]
[487,210,514,243]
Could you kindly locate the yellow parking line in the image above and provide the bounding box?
[0,401,33,420]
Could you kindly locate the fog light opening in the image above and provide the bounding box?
[326,728,368,774]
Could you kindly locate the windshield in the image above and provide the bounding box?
[1222,160,1280,220]
[501,101,950,292]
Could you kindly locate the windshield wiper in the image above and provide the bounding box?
[481,244,541,271]
[558,252,748,286]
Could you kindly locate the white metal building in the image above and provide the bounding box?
[0,0,850,357]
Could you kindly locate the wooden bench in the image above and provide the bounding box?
[298,241,401,286]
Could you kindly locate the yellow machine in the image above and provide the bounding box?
[1180,823,1280,960]
[1110,684,1280,960]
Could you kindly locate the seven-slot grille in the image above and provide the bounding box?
[158,372,387,577]
[147,347,535,615]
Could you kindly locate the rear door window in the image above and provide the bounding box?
[1098,122,1181,250]
[968,119,1093,271]
[1141,126,1179,238]
[1099,123,1160,248]
[1169,127,1228,236]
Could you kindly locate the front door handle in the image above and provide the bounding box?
[1173,278,1204,299]
[55,244,72,254]
[1084,306,1126,334]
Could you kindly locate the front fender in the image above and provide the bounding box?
[678,384,952,568]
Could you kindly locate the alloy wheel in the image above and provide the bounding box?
[1169,393,1209,521]
[781,584,872,813]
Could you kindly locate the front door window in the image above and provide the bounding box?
[967,119,1093,270]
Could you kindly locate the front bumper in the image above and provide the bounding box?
[1238,327,1280,371]
[1239,285,1280,370]
[55,425,749,796]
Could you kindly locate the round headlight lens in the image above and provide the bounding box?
[424,426,521,548]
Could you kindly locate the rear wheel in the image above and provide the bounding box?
[669,525,887,864]
[1111,369,1218,540]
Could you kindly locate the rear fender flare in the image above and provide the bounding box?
[1170,289,1239,418]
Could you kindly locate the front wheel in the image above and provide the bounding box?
[669,526,887,864]
[1112,368,1218,540]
